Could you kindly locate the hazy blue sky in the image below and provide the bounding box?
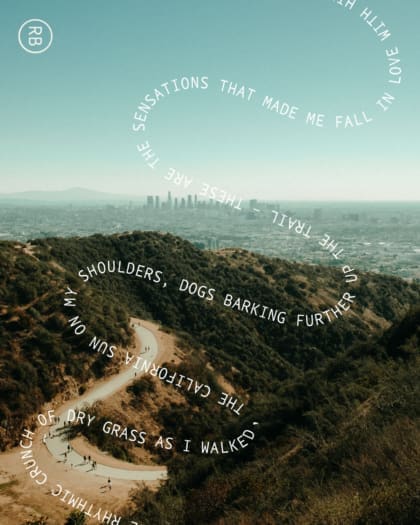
[1,0,419,200]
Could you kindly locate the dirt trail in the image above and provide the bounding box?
[0,318,179,524]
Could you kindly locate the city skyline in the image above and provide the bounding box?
[1,198,418,281]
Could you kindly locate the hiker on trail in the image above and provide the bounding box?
[83,455,86,464]
[88,455,91,462]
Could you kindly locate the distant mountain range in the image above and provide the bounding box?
[0,187,145,203]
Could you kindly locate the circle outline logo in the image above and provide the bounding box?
[18,18,53,54]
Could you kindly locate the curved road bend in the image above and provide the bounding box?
[45,323,167,481]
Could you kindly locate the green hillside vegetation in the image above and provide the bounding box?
[0,232,419,524]
[0,242,131,448]
[124,313,419,524]
[33,232,419,382]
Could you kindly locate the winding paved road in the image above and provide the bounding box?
[44,323,167,481]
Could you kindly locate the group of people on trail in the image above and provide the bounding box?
[82,455,97,469]
[41,414,110,480]
[61,450,97,471]
[55,444,113,491]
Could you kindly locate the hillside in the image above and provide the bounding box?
[0,232,419,524]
